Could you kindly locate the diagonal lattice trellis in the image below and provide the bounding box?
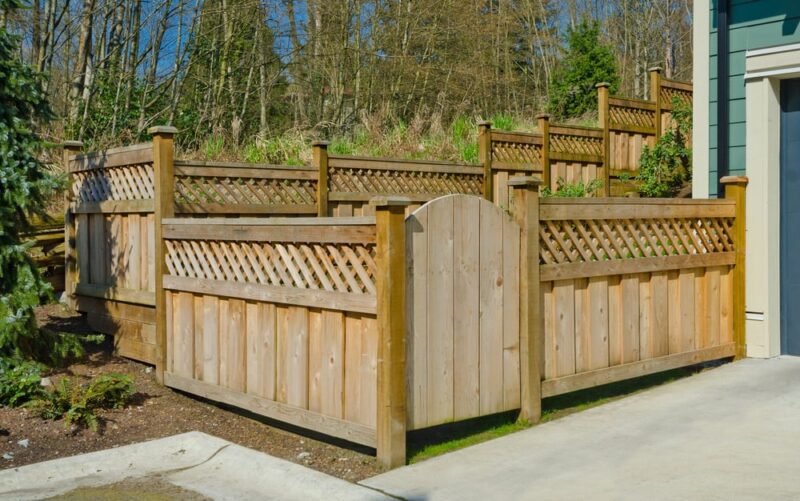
[72,164,154,202]
[328,167,483,196]
[549,133,603,156]
[661,87,693,108]
[165,239,376,295]
[491,141,542,168]
[609,105,656,129]
[174,175,317,206]
[539,217,735,265]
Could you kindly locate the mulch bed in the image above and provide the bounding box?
[0,304,381,482]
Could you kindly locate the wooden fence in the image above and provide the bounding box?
[62,109,745,474]
[24,219,66,291]
[481,68,693,197]
[149,177,745,470]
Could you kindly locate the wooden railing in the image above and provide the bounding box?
[482,68,692,197]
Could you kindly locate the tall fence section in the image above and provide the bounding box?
[482,68,693,198]
[63,74,730,471]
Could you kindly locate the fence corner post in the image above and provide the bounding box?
[536,114,551,192]
[649,66,663,138]
[721,175,748,360]
[62,140,83,309]
[313,141,330,216]
[595,83,611,197]
[149,126,178,384]
[478,121,493,202]
[373,196,411,469]
[508,176,544,423]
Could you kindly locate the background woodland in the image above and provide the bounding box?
[4,0,693,162]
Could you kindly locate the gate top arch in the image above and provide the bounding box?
[404,194,522,430]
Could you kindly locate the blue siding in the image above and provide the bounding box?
[708,0,800,195]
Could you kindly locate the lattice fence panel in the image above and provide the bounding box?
[549,134,603,156]
[539,217,735,265]
[165,239,376,294]
[609,105,656,129]
[72,164,154,202]
[329,168,483,196]
[491,141,542,168]
[661,87,693,108]
[174,176,317,205]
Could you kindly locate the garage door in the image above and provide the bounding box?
[780,78,800,355]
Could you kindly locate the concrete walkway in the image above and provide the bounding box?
[0,432,389,500]
[363,357,800,500]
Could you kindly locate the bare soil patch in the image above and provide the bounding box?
[0,304,380,482]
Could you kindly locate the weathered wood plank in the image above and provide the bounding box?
[542,344,734,398]
[164,372,377,447]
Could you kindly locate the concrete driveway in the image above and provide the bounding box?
[363,357,800,500]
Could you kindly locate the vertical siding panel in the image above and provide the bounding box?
[608,276,623,365]
[651,272,670,357]
[202,295,219,385]
[621,274,640,363]
[553,280,575,377]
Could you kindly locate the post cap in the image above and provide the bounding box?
[535,113,551,121]
[62,140,83,150]
[477,120,492,127]
[648,66,663,73]
[370,196,413,208]
[508,176,544,188]
[312,141,329,147]
[148,126,178,136]
[720,175,749,186]
[595,82,610,89]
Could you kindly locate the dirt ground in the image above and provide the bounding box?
[0,304,380,482]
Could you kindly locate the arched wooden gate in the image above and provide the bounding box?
[405,194,522,430]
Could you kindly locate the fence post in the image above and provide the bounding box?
[313,141,330,216]
[478,121,493,201]
[63,140,83,309]
[721,176,748,359]
[150,126,178,384]
[373,196,411,469]
[650,66,663,139]
[596,83,611,197]
[508,176,544,423]
[536,114,551,192]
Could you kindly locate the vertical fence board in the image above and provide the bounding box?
[453,196,480,420]
[679,270,696,352]
[502,214,521,410]
[621,274,640,363]
[427,196,454,424]
[479,201,505,413]
[588,277,610,370]
[193,295,204,380]
[407,208,427,429]
[174,292,194,378]
[608,276,623,366]
[553,280,576,377]
[695,270,709,350]
[708,267,721,347]
[202,295,219,385]
[651,272,670,357]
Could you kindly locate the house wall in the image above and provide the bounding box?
[696,0,800,357]
[706,0,800,196]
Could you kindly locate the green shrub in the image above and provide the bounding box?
[36,373,134,431]
[547,21,619,120]
[638,97,692,197]
[490,114,515,131]
[0,360,44,407]
[542,178,603,198]
[242,143,266,163]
